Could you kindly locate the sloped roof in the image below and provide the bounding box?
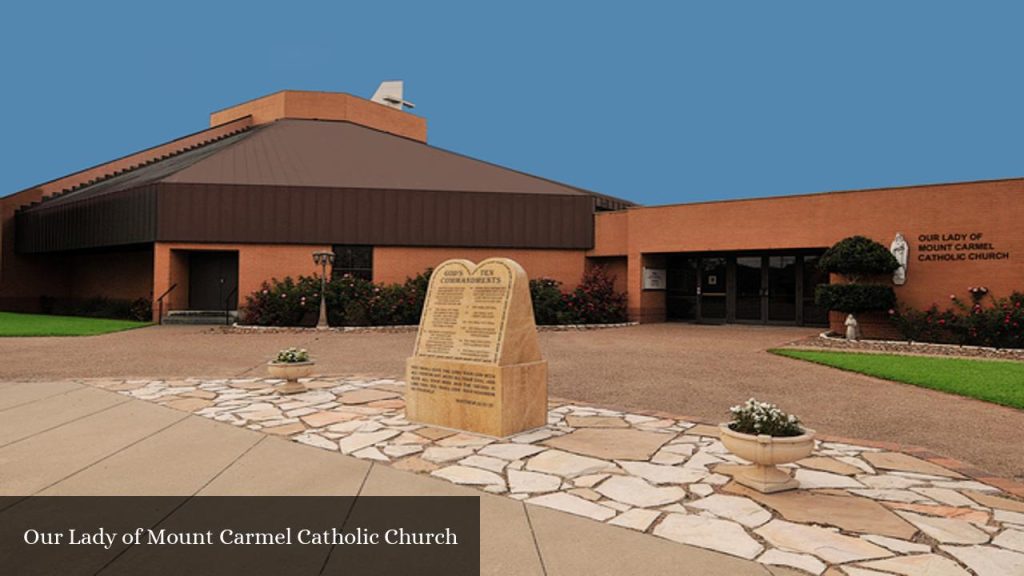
[25,119,633,212]
[34,128,260,208]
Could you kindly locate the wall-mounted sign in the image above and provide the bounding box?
[642,267,667,290]
[916,232,1010,262]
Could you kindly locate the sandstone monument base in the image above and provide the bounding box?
[405,258,547,437]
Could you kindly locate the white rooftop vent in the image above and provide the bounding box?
[371,80,415,110]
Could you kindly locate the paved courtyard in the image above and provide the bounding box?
[1,323,1022,481]
[4,376,1023,575]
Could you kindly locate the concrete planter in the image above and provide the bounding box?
[719,423,815,493]
[268,361,315,394]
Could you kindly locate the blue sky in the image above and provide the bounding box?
[1,2,1021,205]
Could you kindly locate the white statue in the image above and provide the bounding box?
[845,314,861,340]
[890,232,908,286]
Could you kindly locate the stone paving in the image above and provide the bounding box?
[85,375,1024,576]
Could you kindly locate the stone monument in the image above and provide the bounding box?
[405,258,548,437]
[890,232,908,285]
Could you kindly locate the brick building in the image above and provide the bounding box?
[1,89,1020,331]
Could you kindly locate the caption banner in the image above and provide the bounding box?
[0,496,479,575]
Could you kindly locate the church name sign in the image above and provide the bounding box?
[916,232,1010,262]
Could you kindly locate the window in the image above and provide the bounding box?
[332,245,373,281]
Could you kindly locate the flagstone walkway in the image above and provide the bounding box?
[74,375,1024,576]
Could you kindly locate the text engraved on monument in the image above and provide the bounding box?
[408,364,497,409]
[415,263,513,363]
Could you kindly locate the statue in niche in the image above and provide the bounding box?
[890,232,908,286]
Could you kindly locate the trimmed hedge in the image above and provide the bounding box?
[815,284,896,314]
[818,235,900,280]
[816,236,898,316]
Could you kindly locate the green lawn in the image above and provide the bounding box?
[0,311,151,337]
[771,349,1024,410]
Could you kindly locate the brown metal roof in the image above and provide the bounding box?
[23,119,632,212]
[31,128,260,209]
[163,119,629,205]
[16,118,632,253]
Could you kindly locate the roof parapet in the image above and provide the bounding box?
[209,90,427,143]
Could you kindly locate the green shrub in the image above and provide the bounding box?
[240,266,629,327]
[325,273,376,326]
[530,278,571,325]
[815,284,896,314]
[816,236,899,318]
[42,296,152,322]
[818,235,899,282]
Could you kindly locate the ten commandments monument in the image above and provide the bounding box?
[406,258,548,437]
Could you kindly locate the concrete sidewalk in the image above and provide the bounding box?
[0,381,775,576]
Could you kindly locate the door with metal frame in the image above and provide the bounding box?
[767,255,798,323]
[697,257,728,323]
[734,256,765,322]
[188,251,239,310]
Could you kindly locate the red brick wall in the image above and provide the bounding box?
[587,256,628,295]
[69,247,153,301]
[593,179,1024,325]
[373,247,587,289]
[209,91,427,142]
[153,242,330,320]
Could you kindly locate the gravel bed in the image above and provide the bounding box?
[783,332,1024,361]
[220,322,638,335]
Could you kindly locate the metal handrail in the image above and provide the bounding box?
[155,283,178,325]
[224,285,238,326]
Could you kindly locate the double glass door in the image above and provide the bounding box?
[666,252,826,325]
[735,255,797,323]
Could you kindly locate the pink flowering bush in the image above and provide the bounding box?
[891,290,1024,348]
[529,267,628,325]
[240,271,430,327]
[563,266,628,324]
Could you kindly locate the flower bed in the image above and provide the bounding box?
[890,288,1024,349]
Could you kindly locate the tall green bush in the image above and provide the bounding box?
[815,236,898,316]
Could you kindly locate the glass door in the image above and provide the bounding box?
[767,255,797,322]
[735,256,764,322]
[666,256,698,320]
[698,257,728,322]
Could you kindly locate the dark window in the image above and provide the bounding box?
[332,245,373,281]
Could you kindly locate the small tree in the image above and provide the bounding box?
[817,235,899,283]
[815,236,899,338]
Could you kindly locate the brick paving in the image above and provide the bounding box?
[76,374,1024,576]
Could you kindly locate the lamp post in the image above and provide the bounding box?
[312,250,335,330]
